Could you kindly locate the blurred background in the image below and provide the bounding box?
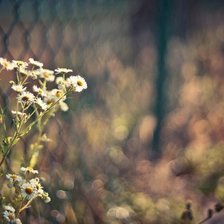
[1,0,224,223]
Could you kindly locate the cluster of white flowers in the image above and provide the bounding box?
[6,166,50,202]
[0,58,88,223]
[3,167,50,223]
[0,57,87,115]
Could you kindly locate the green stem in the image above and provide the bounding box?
[0,118,24,167]
[19,198,35,214]
[0,106,35,167]
[0,89,72,167]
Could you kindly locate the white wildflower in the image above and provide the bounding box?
[12,60,28,69]
[66,75,87,92]
[56,76,67,89]
[56,76,66,85]
[43,94,55,106]
[29,58,43,67]
[51,89,66,99]
[43,89,68,112]
[20,166,38,174]
[30,178,44,195]
[17,91,35,104]
[6,174,23,188]
[55,68,73,74]
[0,58,15,70]
[11,83,26,92]
[39,68,55,82]
[20,181,37,200]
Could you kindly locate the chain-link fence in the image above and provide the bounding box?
[0,0,132,68]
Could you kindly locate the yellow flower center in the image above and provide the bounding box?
[56,90,63,98]
[16,61,23,66]
[11,175,17,180]
[43,72,50,78]
[77,80,83,86]
[25,187,33,195]
[3,62,9,68]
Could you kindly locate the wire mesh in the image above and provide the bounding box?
[0,0,131,67]
[0,0,72,66]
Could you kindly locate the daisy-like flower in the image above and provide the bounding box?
[65,76,76,89]
[33,85,47,97]
[43,94,55,106]
[66,75,87,92]
[56,76,67,90]
[39,68,55,82]
[35,97,48,111]
[17,91,35,104]
[28,177,51,203]
[51,89,66,99]
[11,83,26,92]
[29,58,43,67]
[43,91,68,112]
[56,76,66,84]
[55,68,73,74]
[6,174,23,188]
[30,178,43,195]
[20,166,38,174]
[0,58,15,70]
[20,181,37,200]
[47,89,68,111]
[12,60,28,69]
